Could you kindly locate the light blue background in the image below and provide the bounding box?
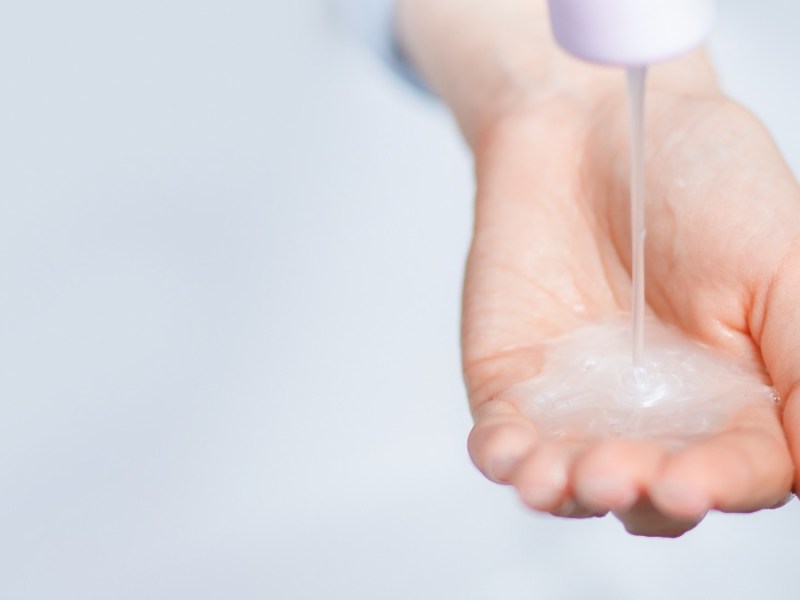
[2,1,799,598]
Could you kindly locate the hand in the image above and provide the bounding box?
[463,86,798,537]
[396,0,800,537]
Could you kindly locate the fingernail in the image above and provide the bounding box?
[652,482,712,517]
[578,477,637,509]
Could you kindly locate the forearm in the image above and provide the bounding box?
[395,0,720,146]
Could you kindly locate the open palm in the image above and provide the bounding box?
[463,87,800,537]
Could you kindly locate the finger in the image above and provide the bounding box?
[551,498,607,520]
[613,498,702,538]
[650,406,792,519]
[753,248,800,486]
[511,440,585,511]
[572,438,667,513]
[468,398,539,484]
[782,389,800,494]
[769,493,794,509]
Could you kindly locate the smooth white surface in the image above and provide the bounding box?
[549,0,715,65]
[2,1,800,599]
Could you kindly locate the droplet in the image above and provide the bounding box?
[581,357,600,371]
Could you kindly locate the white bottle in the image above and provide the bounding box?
[548,0,716,66]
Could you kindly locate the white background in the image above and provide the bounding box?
[2,1,800,598]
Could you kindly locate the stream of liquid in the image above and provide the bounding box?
[509,67,778,440]
[627,67,647,377]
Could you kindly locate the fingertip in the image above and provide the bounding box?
[648,445,717,519]
[651,428,792,517]
[615,498,703,538]
[649,480,712,520]
[572,439,664,512]
[574,476,638,512]
[549,498,607,519]
[512,441,582,511]
[518,483,563,511]
[468,406,538,484]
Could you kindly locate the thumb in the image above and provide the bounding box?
[757,247,800,487]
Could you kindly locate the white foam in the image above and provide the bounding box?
[509,317,777,441]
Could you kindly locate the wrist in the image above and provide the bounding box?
[396,0,722,148]
[470,50,722,153]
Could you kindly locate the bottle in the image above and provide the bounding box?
[548,0,716,66]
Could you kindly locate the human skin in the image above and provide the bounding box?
[396,0,800,537]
